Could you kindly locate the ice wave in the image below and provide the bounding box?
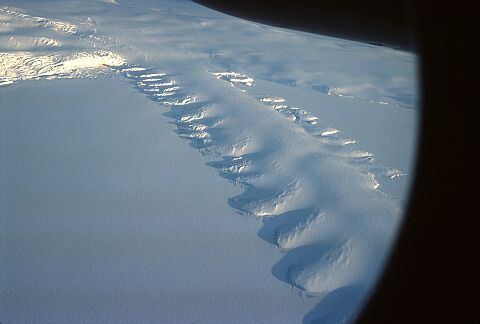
[114,66,405,306]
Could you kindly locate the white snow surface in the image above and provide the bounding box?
[0,0,419,323]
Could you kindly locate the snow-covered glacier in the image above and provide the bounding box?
[0,1,418,323]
